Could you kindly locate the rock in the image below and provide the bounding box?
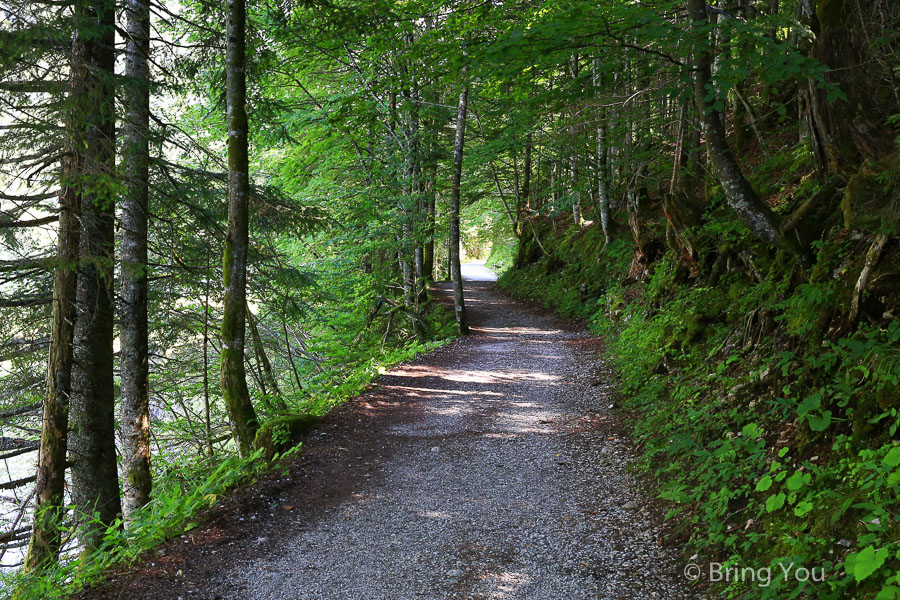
[431,446,440,453]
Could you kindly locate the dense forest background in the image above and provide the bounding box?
[1,0,899,597]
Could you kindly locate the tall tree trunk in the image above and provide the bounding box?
[423,168,437,280]
[449,76,470,336]
[570,56,581,225]
[522,135,532,215]
[120,0,152,521]
[402,64,428,334]
[570,156,580,225]
[221,0,259,457]
[414,244,426,304]
[69,0,121,551]
[25,148,81,571]
[596,123,610,245]
[687,0,802,257]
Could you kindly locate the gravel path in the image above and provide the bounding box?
[88,274,701,599]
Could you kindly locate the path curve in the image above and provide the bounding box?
[92,276,700,600]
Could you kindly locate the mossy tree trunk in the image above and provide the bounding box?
[808,0,895,177]
[25,125,82,572]
[119,0,152,521]
[68,0,122,551]
[221,0,259,458]
[449,71,470,335]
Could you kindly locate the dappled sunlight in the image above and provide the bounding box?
[419,510,453,520]
[383,365,561,387]
[495,411,559,433]
[473,326,563,336]
[443,370,560,384]
[379,385,505,398]
[479,570,533,599]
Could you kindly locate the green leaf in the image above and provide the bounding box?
[742,423,760,439]
[785,471,810,491]
[794,501,814,517]
[845,546,889,582]
[798,393,821,417]
[883,446,900,468]
[756,475,773,492]
[766,493,786,512]
[808,410,832,432]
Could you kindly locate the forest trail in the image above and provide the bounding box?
[91,271,698,600]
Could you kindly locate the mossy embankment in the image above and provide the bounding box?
[499,146,900,599]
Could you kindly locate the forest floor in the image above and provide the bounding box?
[81,266,707,600]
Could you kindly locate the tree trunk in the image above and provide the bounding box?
[570,56,581,225]
[414,244,426,304]
[423,168,436,280]
[119,0,152,521]
[449,75,470,336]
[808,0,895,177]
[522,136,532,214]
[25,154,81,571]
[247,306,288,411]
[221,0,259,457]
[687,0,803,257]
[592,59,611,245]
[69,0,121,551]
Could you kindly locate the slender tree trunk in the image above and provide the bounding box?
[688,0,802,257]
[423,168,437,280]
[69,0,121,551]
[570,156,580,225]
[570,56,581,225]
[247,306,287,410]
[414,245,426,303]
[221,0,259,457]
[522,135,532,215]
[282,320,304,392]
[449,76,470,335]
[596,123,610,245]
[120,0,152,521]
[623,46,641,251]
